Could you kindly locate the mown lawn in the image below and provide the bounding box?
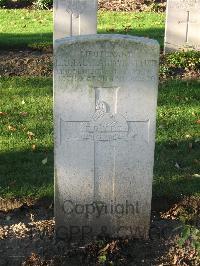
[98,11,165,46]
[0,77,199,199]
[0,9,52,49]
[0,78,53,198]
[0,9,165,49]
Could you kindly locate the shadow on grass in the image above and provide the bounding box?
[0,76,53,89]
[0,32,53,50]
[0,139,199,201]
[0,26,164,50]
[0,148,54,198]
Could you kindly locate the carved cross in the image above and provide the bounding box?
[59,87,149,199]
[65,0,87,36]
[178,11,197,43]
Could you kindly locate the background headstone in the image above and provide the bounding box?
[54,35,160,241]
[54,0,97,40]
[164,0,200,53]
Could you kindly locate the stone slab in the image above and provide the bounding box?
[54,0,97,40]
[54,34,160,241]
[164,0,200,53]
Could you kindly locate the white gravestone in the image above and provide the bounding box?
[164,0,200,53]
[54,35,160,241]
[54,0,97,40]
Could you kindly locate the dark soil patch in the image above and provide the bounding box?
[0,197,199,265]
[99,0,166,12]
[0,0,33,9]
[0,50,52,77]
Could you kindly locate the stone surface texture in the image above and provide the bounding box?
[164,0,200,53]
[54,0,97,40]
[54,34,160,241]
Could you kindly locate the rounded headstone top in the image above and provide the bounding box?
[54,34,160,50]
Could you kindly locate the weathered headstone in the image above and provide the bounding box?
[54,0,97,40]
[54,35,160,241]
[164,0,200,53]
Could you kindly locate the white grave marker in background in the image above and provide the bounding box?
[164,0,200,53]
[54,35,160,241]
[54,0,97,40]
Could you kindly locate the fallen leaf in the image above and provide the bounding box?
[32,144,36,150]
[0,112,7,116]
[8,125,16,131]
[27,131,35,140]
[21,100,25,105]
[175,162,181,169]
[98,243,110,254]
[196,119,200,124]
[19,112,28,116]
[42,157,48,165]
[192,174,200,178]
[30,213,35,222]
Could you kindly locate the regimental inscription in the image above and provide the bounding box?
[169,0,200,9]
[65,0,87,15]
[60,87,149,143]
[80,100,129,141]
[55,49,158,82]
[55,0,88,14]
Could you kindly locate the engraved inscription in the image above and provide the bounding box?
[61,117,149,142]
[65,0,88,15]
[169,0,200,9]
[55,0,87,14]
[55,49,158,82]
[80,100,129,141]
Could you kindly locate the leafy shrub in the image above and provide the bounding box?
[160,51,200,79]
[166,51,200,70]
[178,224,200,258]
[28,42,52,51]
[33,0,52,9]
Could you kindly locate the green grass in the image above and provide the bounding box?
[0,78,199,199]
[154,80,200,198]
[0,77,53,198]
[98,11,165,46]
[0,9,165,49]
[0,9,52,49]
